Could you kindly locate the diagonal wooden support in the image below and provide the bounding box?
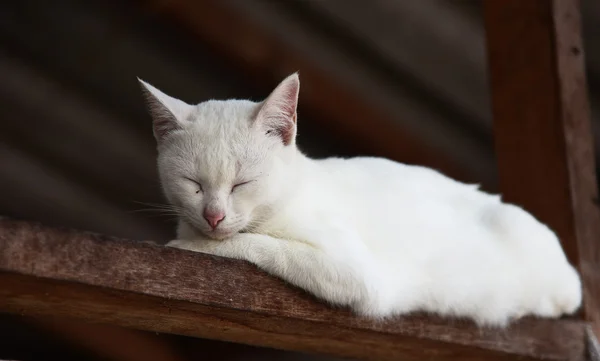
[484,0,600,340]
[0,219,590,361]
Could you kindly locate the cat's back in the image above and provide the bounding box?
[305,155,501,248]
[313,156,474,197]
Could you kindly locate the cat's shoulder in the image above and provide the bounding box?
[316,156,404,169]
[316,156,441,176]
[312,155,478,193]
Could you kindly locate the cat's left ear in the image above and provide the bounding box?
[137,78,192,144]
[255,73,299,146]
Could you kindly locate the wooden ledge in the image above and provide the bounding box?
[0,219,591,360]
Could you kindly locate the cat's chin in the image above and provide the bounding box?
[197,226,238,240]
[205,229,237,240]
[183,219,240,240]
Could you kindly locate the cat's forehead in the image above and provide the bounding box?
[184,138,267,183]
[184,100,263,155]
[168,100,270,181]
[187,99,258,126]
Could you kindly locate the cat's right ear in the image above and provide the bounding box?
[137,78,192,144]
[255,73,300,146]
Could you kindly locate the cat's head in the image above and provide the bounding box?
[139,74,300,240]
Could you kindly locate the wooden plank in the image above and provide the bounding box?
[0,219,588,361]
[139,0,469,183]
[484,0,600,337]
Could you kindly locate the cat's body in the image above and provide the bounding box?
[139,73,582,326]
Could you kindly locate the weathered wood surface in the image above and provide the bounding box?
[0,219,589,361]
[484,0,600,338]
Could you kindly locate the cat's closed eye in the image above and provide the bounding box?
[184,177,203,194]
[231,180,253,193]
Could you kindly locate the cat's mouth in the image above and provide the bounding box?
[187,219,240,240]
[205,228,237,240]
[182,211,250,240]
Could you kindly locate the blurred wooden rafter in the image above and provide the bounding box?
[140,0,469,182]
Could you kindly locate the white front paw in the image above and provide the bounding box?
[165,239,187,248]
[165,239,217,254]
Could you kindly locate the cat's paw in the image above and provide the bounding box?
[487,203,583,319]
[165,239,188,248]
[165,239,218,254]
[508,257,582,322]
[532,264,582,318]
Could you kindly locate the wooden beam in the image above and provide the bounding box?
[484,0,600,337]
[139,0,469,182]
[0,219,589,361]
[32,317,187,361]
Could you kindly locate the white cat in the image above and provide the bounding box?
[138,73,582,326]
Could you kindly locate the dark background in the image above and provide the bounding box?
[0,1,598,360]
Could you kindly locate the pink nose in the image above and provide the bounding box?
[203,210,225,229]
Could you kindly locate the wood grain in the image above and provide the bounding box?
[0,219,589,361]
[484,0,600,338]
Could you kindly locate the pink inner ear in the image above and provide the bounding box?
[277,80,299,118]
[268,120,295,146]
[257,74,299,145]
[153,117,178,140]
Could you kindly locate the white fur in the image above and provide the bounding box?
[140,73,582,326]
